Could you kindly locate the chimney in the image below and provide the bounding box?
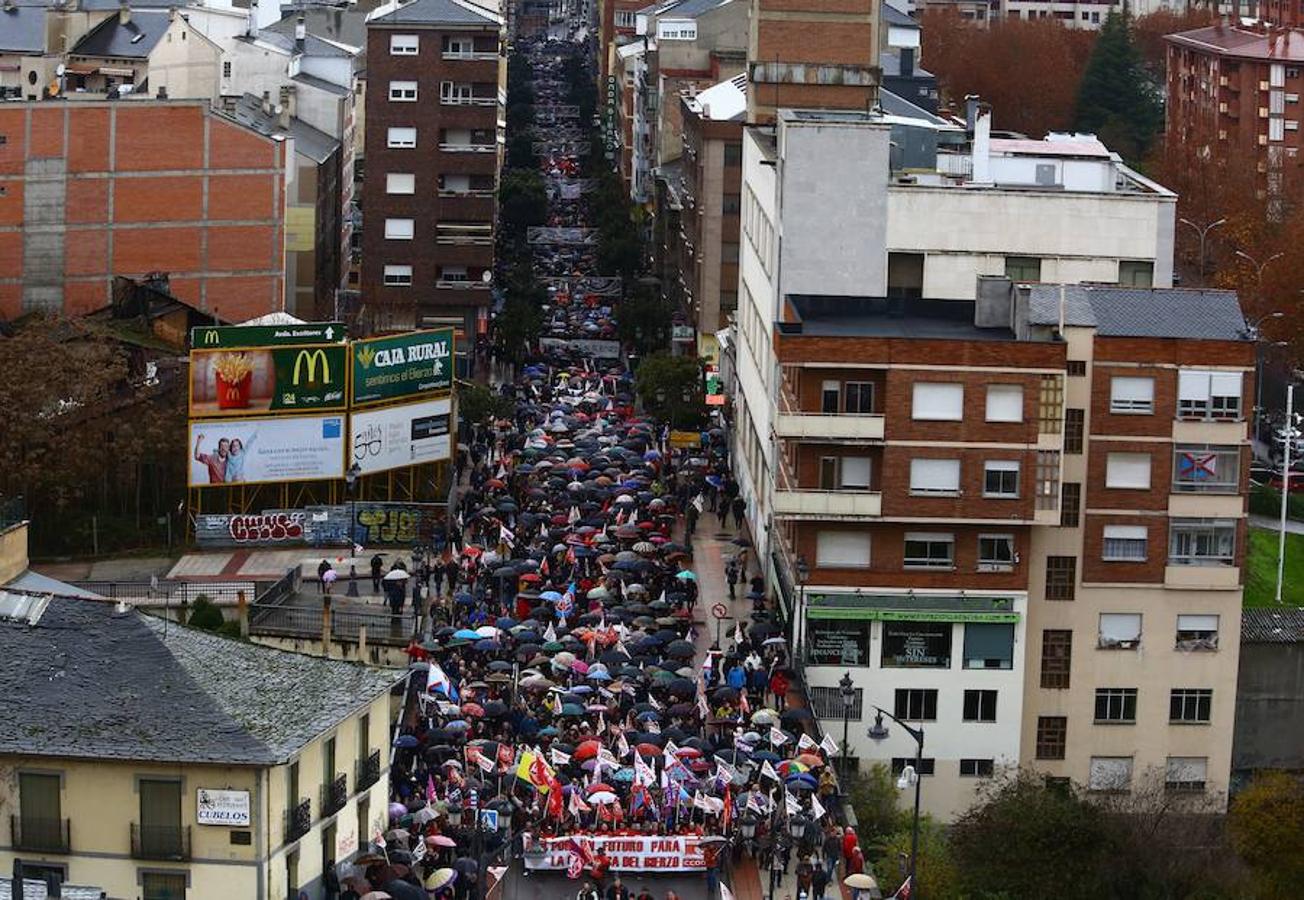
[261,89,273,116]
[118,0,130,26]
[280,83,295,119]
[972,103,992,184]
[964,94,980,133]
[156,84,167,99]
[295,14,306,52]
[247,0,257,37]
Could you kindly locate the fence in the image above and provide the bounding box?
[69,580,261,607]
[248,602,417,647]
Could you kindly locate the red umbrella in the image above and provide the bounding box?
[574,740,602,761]
[636,743,661,756]
[586,782,616,795]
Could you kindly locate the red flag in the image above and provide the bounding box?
[497,744,515,772]
[892,876,913,900]
[547,778,564,819]
[722,783,733,832]
[529,755,554,791]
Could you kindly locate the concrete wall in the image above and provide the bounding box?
[0,522,29,585]
[149,15,222,102]
[1233,642,1304,775]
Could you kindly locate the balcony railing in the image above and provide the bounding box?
[441,50,500,61]
[321,774,348,817]
[773,488,883,519]
[11,815,70,853]
[131,824,191,861]
[435,235,494,245]
[775,375,885,441]
[437,280,492,290]
[283,798,312,844]
[439,143,497,153]
[357,750,382,791]
[440,96,499,106]
[438,189,496,199]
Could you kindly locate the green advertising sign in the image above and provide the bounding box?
[189,345,348,416]
[191,322,347,349]
[351,329,455,406]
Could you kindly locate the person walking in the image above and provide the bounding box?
[724,556,738,600]
[317,559,330,594]
[770,668,791,711]
[370,553,384,593]
[821,824,842,883]
[685,499,699,539]
[731,495,746,530]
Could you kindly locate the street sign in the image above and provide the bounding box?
[479,809,499,831]
[191,322,346,348]
[712,603,728,620]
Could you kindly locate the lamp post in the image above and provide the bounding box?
[1179,216,1225,282]
[1249,311,1287,447]
[794,555,809,662]
[839,671,855,784]
[1236,249,1284,291]
[868,707,924,899]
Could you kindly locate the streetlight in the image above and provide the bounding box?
[794,555,809,662]
[345,462,363,597]
[1179,216,1225,281]
[1248,311,1287,448]
[839,671,856,784]
[867,707,924,899]
[1235,249,1284,289]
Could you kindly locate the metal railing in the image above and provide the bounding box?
[284,798,311,843]
[131,823,191,861]
[357,750,382,791]
[69,580,260,606]
[248,602,418,647]
[321,773,348,816]
[11,815,70,853]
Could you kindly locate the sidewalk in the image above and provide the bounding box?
[1250,513,1304,535]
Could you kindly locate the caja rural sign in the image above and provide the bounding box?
[351,329,455,405]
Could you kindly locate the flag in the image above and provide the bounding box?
[785,789,801,816]
[648,693,661,710]
[721,885,735,900]
[820,733,841,757]
[550,746,572,767]
[500,523,515,545]
[891,876,913,900]
[746,790,766,816]
[811,794,827,820]
[617,731,630,758]
[598,711,608,735]
[426,662,459,702]
[568,505,582,524]
[515,750,537,783]
[733,622,744,644]
[761,759,780,782]
[722,784,733,832]
[427,773,438,803]
[647,718,661,734]
[497,743,515,771]
[597,747,619,772]
[798,732,819,751]
[528,754,556,793]
[663,740,680,759]
[544,622,558,643]
[770,727,789,746]
[698,693,710,719]
[547,778,565,819]
[693,791,712,812]
[635,755,656,786]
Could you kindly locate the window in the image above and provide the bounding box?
[1169,519,1236,566]
[891,757,936,776]
[844,382,874,414]
[815,531,870,568]
[387,127,417,148]
[806,620,871,666]
[358,712,370,761]
[1005,256,1042,281]
[1165,757,1208,792]
[138,778,182,858]
[1170,688,1213,723]
[386,173,415,195]
[1036,716,1067,759]
[440,81,472,103]
[721,243,739,263]
[1173,445,1240,493]
[963,689,998,722]
[390,34,419,55]
[839,457,872,489]
[1105,452,1151,490]
[383,265,413,286]
[1095,688,1138,723]
[1269,117,1284,142]
[978,534,1015,571]
[443,36,472,55]
[1178,370,1242,420]
[983,460,1020,497]
[1102,525,1147,561]
[1045,556,1076,601]
[963,623,1014,669]
[911,382,963,421]
[960,758,995,777]
[657,19,698,40]
[1176,614,1219,651]
[1039,374,1064,433]
[1040,630,1072,689]
[881,621,952,668]
[1088,756,1134,792]
[1064,408,1085,454]
[142,872,187,900]
[724,142,742,165]
[894,688,938,721]
[389,80,417,101]
[18,772,63,852]
[1118,260,1154,287]
[910,458,961,496]
[1060,483,1081,527]
[1099,613,1142,649]
[809,685,864,719]
[1066,360,1087,377]
[384,218,414,240]
[615,9,636,27]
[820,380,840,413]
[1110,376,1155,414]
[903,532,955,569]
[986,384,1024,422]
[222,60,232,78]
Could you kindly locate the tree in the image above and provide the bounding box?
[492,264,546,364]
[498,168,549,235]
[1229,771,1304,898]
[633,353,706,430]
[618,291,672,356]
[1132,8,1216,79]
[878,815,959,900]
[846,763,903,846]
[1074,12,1162,162]
[459,383,514,431]
[506,131,538,172]
[188,595,224,631]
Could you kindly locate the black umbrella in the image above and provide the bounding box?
[665,640,695,658]
[781,708,815,726]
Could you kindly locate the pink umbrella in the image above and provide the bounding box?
[428,834,457,848]
[571,660,590,674]
[323,569,338,583]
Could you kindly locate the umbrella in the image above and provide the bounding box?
[424,869,457,891]
[751,709,780,726]
[588,790,618,805]
[781,708,815,725]
[431,834,457,848]
[674,570,697,581]
[394,735,419,749]
[845,874,879,890]
[383,569,410,581]
[322,569,338,583]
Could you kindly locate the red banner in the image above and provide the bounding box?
[523,834,706,872]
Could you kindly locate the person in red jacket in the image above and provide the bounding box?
[770,670,790,711]
[847,845,865,876]
[841,826,858,863]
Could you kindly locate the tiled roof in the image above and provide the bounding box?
[366,0,501,27]
[1026,285,1247,341]
[0,6,47,54]
[70,9,171,59]
[1242,608,1304,643]
[1166,25,1304,63]
[0,597,400,766]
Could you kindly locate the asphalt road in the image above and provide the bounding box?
[497,860,709,900]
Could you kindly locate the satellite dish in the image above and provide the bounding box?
[481,270,492,283]
[56,63,66,77]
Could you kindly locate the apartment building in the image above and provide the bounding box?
[1165,24,1304,199]
[598,0,643,80]
[1019,282,1250,803]
[1000,0,1119,28]
[0,99,289,321]
[361,0,506,338]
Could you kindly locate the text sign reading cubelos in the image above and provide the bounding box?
[189,346,348,416]
[197,789,251,826]
[191,322,347,349]
[351,329,455,405]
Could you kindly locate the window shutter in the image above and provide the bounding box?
[1177,614,1219,631]
[840,457,871,488]
[1110,377,1154,409]
[1105,453,1151,489]
[1210,372,1241,397]
[815,531,870,567]
[963,623,1014,666]
[910,458,960,492]
[1099,613,1142,642]
[985,385,1023,422]
[1179,371,1212,402]
[912,383,964,420]
[1103,525,1147,541]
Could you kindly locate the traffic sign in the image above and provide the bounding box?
[712,603,728,620]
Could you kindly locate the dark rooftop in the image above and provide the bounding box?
[366,0,501,27]
[1166,25,1304,63]
[0,597,399,766]
[0,5,46,54]
[1026,285,1248,341]
[70,9,171,60]
[783,295,1015,342]
[1242,608,1304,643]
[227,93,341,163]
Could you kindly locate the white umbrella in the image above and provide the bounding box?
[322,569,338,583]
[383,569,410,581]
[844,873,878,890]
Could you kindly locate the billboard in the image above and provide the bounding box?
[189,416,345,487]
[190,346,347,417]
[350,398,453,475]
[191,322,346,348]
[193,503,449,549]
[351,329,454,406]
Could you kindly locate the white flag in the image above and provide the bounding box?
[811,794,827,820]
[598,711,607,734]
[635,755,656,786]
[721,885,735,900]
[761,760,780,782]
[550,747,572,767]
[617,731,631,758]
[663,740,680,760]
[475,752,495,773]
[568,505,582,524]
[647,719,661,734]
[820,733,841,757]
[500,523,515,545]
[785,789,801,816]
[798,732,819,751]
[769,727,789,746]
[543,622,558,643]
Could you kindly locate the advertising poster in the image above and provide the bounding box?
[880,621,953,669]
[193,502,448,548]
[524,834,705,872]
[351,329,454,406]
[191,322,346,349]
[349,398,452,475]
[189,346,347,417]
[189,416,345,487]
[196,789,251,827]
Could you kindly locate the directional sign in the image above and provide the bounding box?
[191,322,346,349]
[712,603,729,620]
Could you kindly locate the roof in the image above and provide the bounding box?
[366,0,502,27]
[0,597,400,766]
[252,28,359,58]
[1242,608,1304,643]
[0,877,104,900]
[228,94,340,163]
[0,5,47,54]
[1166,24,1304,63]
[787,296,1015,342]
[293,70,352,97]
[653,0,735,19]
[990,136,1110,159]
[269,9,371,53]
[879,87,952,127]
[5,569,105,600]
[70,9,172,59]
[685,72,746,121]
[78,0,178,9]
[1025,285,1248,340]
[883,1,918,29]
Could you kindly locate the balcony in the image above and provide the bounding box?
[439,143,497,153]
[1165,565,1241,590]
[442,51,500,61]
[131,824,191,861]
[283,798,312,844]
[321,774,348,817]
[772,488,882,520]
[774,411,885,441]
[357,750,382,791]
[440,96,499,107]
[437,280,491,290]
[11,815,70,853]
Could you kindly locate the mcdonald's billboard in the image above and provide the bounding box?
[189,345,348,417]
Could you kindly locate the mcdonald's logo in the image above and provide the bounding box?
[293,348,331,385]
[201,329,221,346]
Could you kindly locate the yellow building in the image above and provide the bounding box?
[0,589,402,900]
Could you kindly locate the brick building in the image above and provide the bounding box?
[361,0,505,340]
[0,99,288,322]
[1165,24,1304,198]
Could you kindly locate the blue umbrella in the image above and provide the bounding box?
[541,591,563,602]
[752,751,782,763]
[454,629,482,640]
[445,720,471,731]
[570,685,594,695]
[612,768,636,783]
[474,639,501,652]
[394,734,419,749]
[587,670,613,682]
[636,710,661,721]
[496,617,518,629]
[539,726,559,737]
[786,772,819,788]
